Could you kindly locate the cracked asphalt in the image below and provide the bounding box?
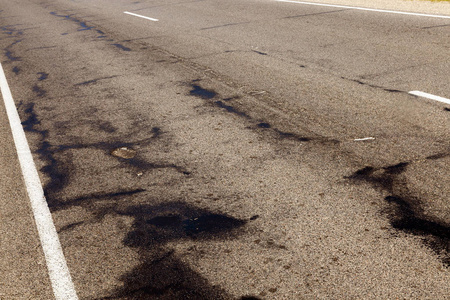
[0,0,449,299]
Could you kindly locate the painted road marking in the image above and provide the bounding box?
[124,11,159,22]
[276,0,450,19]
[409,91,450,105]
[0,63,78,300]
[354,137,375,141]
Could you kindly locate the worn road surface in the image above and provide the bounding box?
[1,0,449,299]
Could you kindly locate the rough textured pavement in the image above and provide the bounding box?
[0,0,449,299]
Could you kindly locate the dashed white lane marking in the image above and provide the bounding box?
[409,91,450,105]
[276,0,450,19]
[0,63,78,300]
[124,11,159,22]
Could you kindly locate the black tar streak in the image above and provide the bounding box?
[346,162,450,266]
[37,72,48,81]
[112,43,132,51]
[344,77,404,93]
[214,100,250,118]
[190,84,217,99]
[50,12,94,31]
[21,103,68,208]
[74,75,118,86]
[51,189,147,212]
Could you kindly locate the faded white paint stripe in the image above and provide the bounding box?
[276,0,450,19]
[0,63,78,300]
[409,91,450,105]
[354,137,375,141]
[124,11,159,22]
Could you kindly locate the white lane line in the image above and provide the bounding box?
[409,91,450,105]
[0,63,78,300]
[124,11,159,22]
[276,0,450,19]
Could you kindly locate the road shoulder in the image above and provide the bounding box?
[0,92,54,299]
[288,0,450,15]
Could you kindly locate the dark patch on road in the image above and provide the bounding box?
[150,126,162,139]
[274,128,311,142]
[183,214,246,237]
[223,96,240,101]
[21,103,69,209]
[257,121,312,142]
[97,121,117,133]
[250,215,259,221]
[74,75,118,86]
[5,49,21,61]
[51,189,147,212]
[112,43,132,51]
[252,50,267,56]
[444,107,450,112]
[32,85,46,97]
[21,103,42,132]
[190,84,217,99]
[12,66,20,74]
[58,221,84,232]
[384,162,409,175]
[95,202,248,299]
[426,152,449,160]
[1,25,16,35]
[214,100,251,119]
[257,122,271,128]
[348,166,375,178]
[50,12,95,31]
[37,72,48,81]
[346,162,450,266]
[2,38,24,63]
[77,21,94,31]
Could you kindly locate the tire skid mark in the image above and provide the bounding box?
[188,80,339,145]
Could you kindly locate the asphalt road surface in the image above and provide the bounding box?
[1,0,449,299]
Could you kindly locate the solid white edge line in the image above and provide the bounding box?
[409,91,450,105]
[276,0,450,19]
[124,11,159,22]
[0,63,78,300]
